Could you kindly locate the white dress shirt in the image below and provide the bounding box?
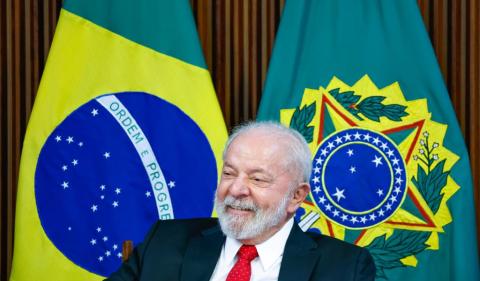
[209,218,294,281]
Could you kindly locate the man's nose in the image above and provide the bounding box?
[228,176,250,197]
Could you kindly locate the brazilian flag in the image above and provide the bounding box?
[10,0,227,280]
[258,0,479,280]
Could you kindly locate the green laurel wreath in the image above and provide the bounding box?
[366,132,449,279]
[289,102,316,143]
[329,88,408,122]
[366,231,430,279]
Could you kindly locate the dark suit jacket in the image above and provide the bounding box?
[106,218,375,281]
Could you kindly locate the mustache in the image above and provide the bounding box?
[222,196,259,212]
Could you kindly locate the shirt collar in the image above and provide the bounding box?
[224,218,294,271]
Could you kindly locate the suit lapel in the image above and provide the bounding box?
[180,225,225,281]
[278,224,322,281]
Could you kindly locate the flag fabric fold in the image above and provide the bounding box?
[258,0,479,280]
[10,0,227,280]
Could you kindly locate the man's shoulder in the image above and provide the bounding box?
[147,218,219,239]
[303,230,370,257]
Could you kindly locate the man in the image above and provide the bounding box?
[107,121,375,281]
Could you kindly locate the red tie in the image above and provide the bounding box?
[226,245,258,281]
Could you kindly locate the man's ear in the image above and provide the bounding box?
[287,183,310,214]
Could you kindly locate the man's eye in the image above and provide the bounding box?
[251,177,269,184]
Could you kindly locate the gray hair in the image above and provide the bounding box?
[224,121,312,183]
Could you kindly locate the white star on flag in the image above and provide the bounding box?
[376,189,384,196]
[66,136,74,143]
[395,177,404,185]
[380,142,389,150]
[394,186,401,194]
[168,181,175,188]
[372,155,383,167]
[91,109,99,116]
[386,149,394,157]
[103,152,111,159]
[327,142,335,149]
[392,158,400,166]
[332,187,346,202]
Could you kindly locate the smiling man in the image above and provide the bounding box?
[106,121,375,281]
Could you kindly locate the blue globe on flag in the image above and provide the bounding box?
[35,92,218,276]
[309,128,407,229]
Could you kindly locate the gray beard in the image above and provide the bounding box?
[214,194,290,240]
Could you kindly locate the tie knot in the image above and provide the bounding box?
[237,245,258,262]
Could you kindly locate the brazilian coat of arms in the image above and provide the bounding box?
[284,75,460,279]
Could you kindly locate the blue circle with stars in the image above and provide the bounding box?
[310,128,407,229]
[35,92,218,276]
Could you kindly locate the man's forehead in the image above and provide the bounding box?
[224,133,291,171]
[226,132,287,157]
[230,129,290,148]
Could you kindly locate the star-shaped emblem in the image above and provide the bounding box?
[300,87,440,240]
